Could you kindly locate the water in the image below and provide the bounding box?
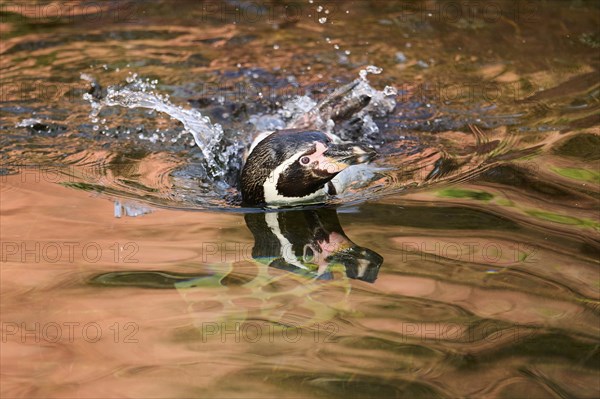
[1,1,599,398]
[81,65,398,204]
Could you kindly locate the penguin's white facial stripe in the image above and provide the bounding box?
[263,149,326,204]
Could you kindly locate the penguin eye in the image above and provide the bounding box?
[300,156,310,165]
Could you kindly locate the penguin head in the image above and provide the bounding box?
[241,129,375,206]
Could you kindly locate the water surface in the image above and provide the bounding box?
[1,1,599,398]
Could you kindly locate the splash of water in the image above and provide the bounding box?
[83,68,397,180]
[83,73,232,179]
[255,66,397,140]
[81,67,400,207]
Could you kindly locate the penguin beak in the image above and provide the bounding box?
[322,143,376,167]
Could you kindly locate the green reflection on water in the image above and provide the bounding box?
[526,210,600,229]
[552,167,600,183]
[437,188,494,201]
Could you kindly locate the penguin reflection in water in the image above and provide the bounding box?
[92,208,382,288]
[245,209,382,282]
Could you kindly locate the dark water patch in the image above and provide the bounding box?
[249,371,446,399]
[480,164,595,202]
[523,72,600,103]
[341,336,443,358]
[353,204,519,231]
[461,333,600,370]
[554,133,600,160]
[566,113,600,131]
[89,270,218,289]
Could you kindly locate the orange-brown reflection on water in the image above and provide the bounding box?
[2,172,598,398]
[1,0,600,398]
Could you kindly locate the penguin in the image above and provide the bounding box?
[240,129,376,207]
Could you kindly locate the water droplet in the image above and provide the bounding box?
[416,60,429,68]
[366,65,383,74]
[395,52,407,63]
[383,86,397,96]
